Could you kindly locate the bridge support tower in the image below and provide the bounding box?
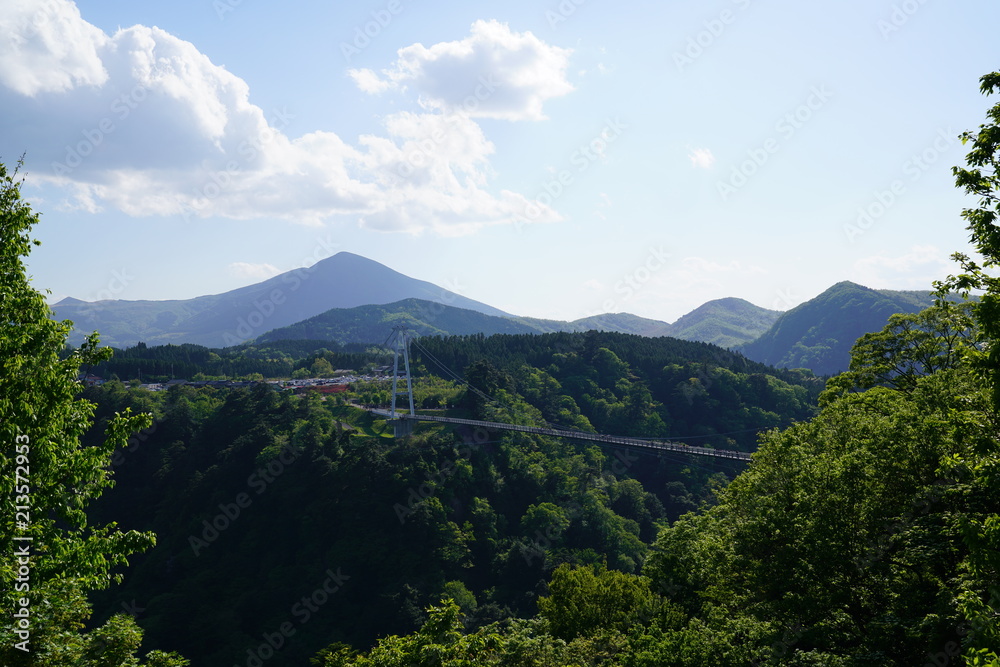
[389,326,415,438]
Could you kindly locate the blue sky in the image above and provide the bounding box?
[3,0,999,324]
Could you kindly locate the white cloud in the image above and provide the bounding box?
[688,148,715,169]
[850,245,953,289]
[0,3,564,235]
[228,262,281,280]
[347,67,391,94]
[353,19,574,121]
[0,0,108,95]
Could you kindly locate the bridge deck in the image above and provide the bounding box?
[370,409,752,462]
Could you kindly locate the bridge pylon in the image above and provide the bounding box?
[388,326,416,438]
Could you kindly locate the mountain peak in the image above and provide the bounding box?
[51,251,510,348]
[825,280,870,292]
[664,297,780,348]
[739,284,938,375]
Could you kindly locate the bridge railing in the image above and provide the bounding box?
[370,409,752,462]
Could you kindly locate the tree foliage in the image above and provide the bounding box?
[537,563,654,641]
[643,364,996,664]
[821,299,978,401]
[0,159,186,665]
[943,72,1000,408]
[81,377,674,663]
[416,332,821,453]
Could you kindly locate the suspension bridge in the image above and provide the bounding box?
[372,327,754,464]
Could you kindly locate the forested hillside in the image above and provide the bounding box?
[257,299,690,344]
[322,329,999,665]
[78,327,821,665]
[80,384,724,664]
[412,331,820,452]
[83,294,992,666]
[663,297,780,348]
[85,339,390,382]
[738,281,941,375]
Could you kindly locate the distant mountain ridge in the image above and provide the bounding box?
[51,252,952,376]
[55,251,752,349]
[737,281,940,376]
[51,252,510,348]
[256,296,789,349]
[258,299,679,344]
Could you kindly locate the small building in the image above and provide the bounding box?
[79,373,105,387]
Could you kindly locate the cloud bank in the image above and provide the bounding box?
[0,3,571,234]
[348,19,574,121]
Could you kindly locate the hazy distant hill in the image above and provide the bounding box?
[51,252,510,348]
[663,297,781,348]
[52,248,945,368]
[571,312,674,336]
[257,298,545,344]
[738,282,937,376]
[515,312,673,337]
[257,300,682,345]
